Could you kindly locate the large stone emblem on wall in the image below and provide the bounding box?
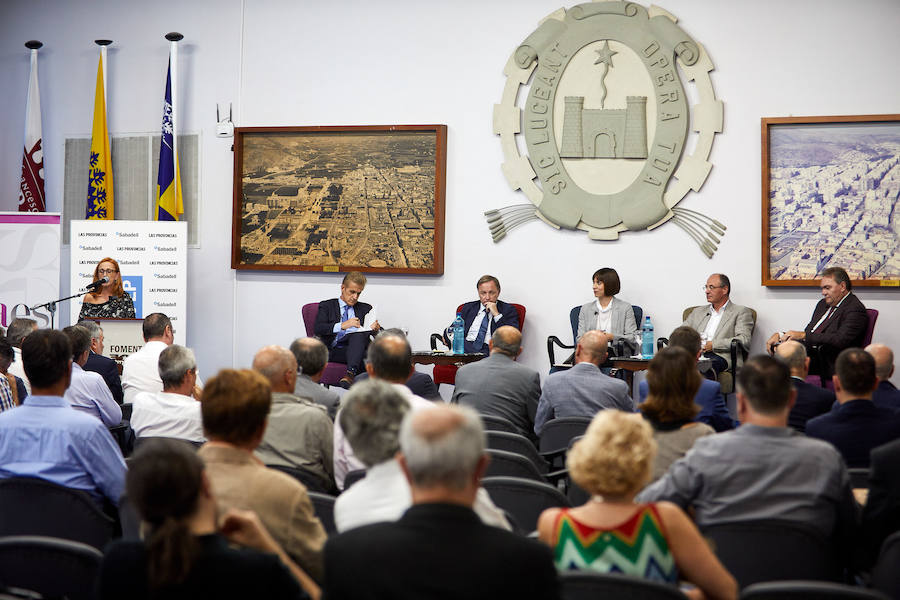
[492,1,724,256]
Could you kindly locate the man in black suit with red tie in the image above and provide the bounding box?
[767,266,868,378]
[457,275,520,355]
[314,271,380,388]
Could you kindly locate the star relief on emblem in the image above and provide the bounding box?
[491,2,725,256]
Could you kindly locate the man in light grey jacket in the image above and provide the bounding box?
[682,273,754,375]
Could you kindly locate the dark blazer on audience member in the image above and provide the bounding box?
[805,399,900,468]
[352,371,441,401]
[324,503,559,600]
[638,378,733,432]
[862,437,900,566]
[84,350,124,405]
[459,300,520,354]
[787,376,836,433]
[873,380,900,412]
[803,293,868,376]
[313,298,373,348]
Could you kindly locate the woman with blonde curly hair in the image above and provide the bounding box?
[79,256,136,319]
[537,410,736,599]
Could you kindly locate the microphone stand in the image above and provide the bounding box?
[31,288,93,330]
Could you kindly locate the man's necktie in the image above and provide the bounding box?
[335,304,350,345]
[473,308,491,350]
[814,307,835,332]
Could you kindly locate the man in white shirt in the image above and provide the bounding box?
[122,313,202,404]
[130,344,204,443]
[62,325,121,427]
[682,273,754,376]
[6,318,37,396]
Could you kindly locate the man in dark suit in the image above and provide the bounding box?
[766,266,868,379]
[775,340,835,433]
[323,404,560,600]
[867,343,900,412]
[78,319,123,404]
[313,271,380,387]
[807,348,900,468]
[638,326,733,432]
[456,274,520,355]
[452,326,542,443]
[862,437,900,566]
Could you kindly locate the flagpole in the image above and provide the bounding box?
[165,32,183,205]
[21,40,44,212]
[94,40,112,106]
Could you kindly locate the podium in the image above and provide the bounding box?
[84,318,144,368]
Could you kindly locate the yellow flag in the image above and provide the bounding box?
[86,56,113,219]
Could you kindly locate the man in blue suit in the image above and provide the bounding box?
[639,326,733,431]
[807,348,900,468]
[774,340,835,433]
[456,275,520,355]
[78,319,123,405]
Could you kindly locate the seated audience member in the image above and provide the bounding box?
[290,337,341,420]
[639,347,714,482]
[575,267,638,348]
[333,331,436,490]
[313,271,381,387]
[639,326,732,432]
[537,411,736,599]
[123,313,176,404]
[324,404,558,600]
[199,369,327,581]
[334,379,508,532]
[682,273,754,377]
[352,329,441,401]
[765,266,867,378]
[638,356,857,545]
[62,325,122,427]
[806,348,900,468]
[78,319,124,404]
[866,343,900,411]
[253,345,334,491]
[130,344,204,444]
[6,317,37,395]
[774,340,835,433]
[452,326,541,443]
[861,437,900,567]
[0,336,26,405]
[0,329,126,507]
[98,439,319,600]
[453,274,520,356]
[534,330,632,435]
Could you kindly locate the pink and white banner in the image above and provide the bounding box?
[19,48,45,212]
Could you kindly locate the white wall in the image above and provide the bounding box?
[1,0,898,382]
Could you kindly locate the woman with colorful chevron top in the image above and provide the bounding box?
[537,410,737,599]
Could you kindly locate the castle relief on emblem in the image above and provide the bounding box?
[491,1,725,256]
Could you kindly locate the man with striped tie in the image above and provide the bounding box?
[457,275,520,355]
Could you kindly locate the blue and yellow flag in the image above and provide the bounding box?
[86,56,113,219]
[155,59,183,221]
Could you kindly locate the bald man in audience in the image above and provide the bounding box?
[806,348,900,468]
[866,343,900,411]
[533,330,632,435]
[253,345,334,492]
[324,404,559,600]
[775,340,835,433]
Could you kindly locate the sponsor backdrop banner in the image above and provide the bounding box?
[70,220,187,345]
[0,212,61,329]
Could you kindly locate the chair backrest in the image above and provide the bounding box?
[568,305,581,342]
[482,476,570,533]
[485,449,546,482]
[480,414,521,434]
[343,469,367,490]
[872,530,900,598]
[307,491,337,535]
[485,431,547,474]
[864,309,879,347]
[559,571,688,600]
[267,464,334,495]
[701,520,840,588]
[0,535,103,600]
[0,477,115,550]
[301,302,319,337]
[134,436,203,451]
[742,581,890,599]
[848,468,870,489]
[539,416,593,456]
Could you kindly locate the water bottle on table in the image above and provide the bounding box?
[641,316,654,359]
[451,313,465,355]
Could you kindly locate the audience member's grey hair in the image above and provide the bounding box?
[378,327,407,339]
[77,319,102,341]
[339,380,410,467]
[158,344,196,389]
[253,345,294,384]
[399,404,485,491]
[490,328,521,357]
[7,318,37,348]
[775,340,807,371]
[289,337,328,376]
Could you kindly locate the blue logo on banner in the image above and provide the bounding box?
[122,276,142,318]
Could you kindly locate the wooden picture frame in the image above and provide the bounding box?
[232,125,447,275]
[762,114,900,287]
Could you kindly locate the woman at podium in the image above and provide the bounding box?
[79,257,136,320]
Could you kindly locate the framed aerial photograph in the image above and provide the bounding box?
[762,114,900,287]
[232,125,447,275]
